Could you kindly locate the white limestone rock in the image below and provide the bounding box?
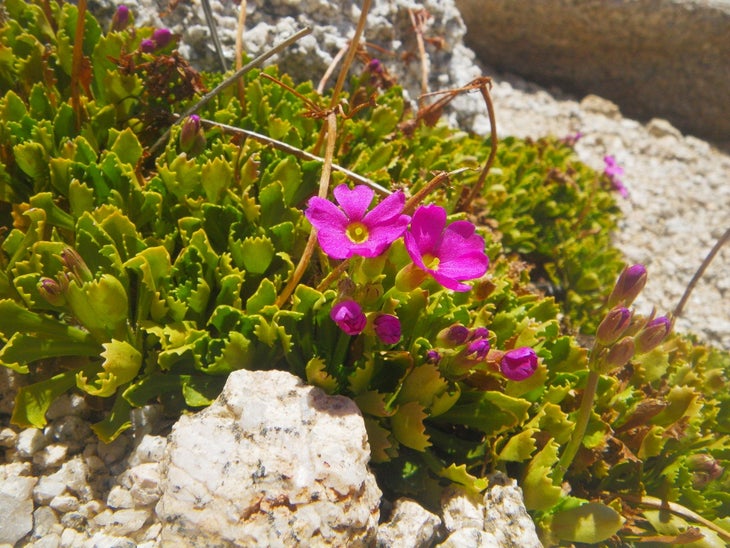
[155,369,381,547]
[0,463,37,544]
[376,498,443,548]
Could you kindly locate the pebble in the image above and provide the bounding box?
[16,428,47,458]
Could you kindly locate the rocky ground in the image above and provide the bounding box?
[2,0,729,546]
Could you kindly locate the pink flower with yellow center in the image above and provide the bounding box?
[404,204,489,292]
[305,185,410,260]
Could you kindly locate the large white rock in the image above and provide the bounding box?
[0,463,37,544]
[155,369,381,546]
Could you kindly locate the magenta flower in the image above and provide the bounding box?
[465,338,490,361]
[500,347,538,381]
[634,316,671,354]
[140,38,155,53]
[110,5,130,32]
[305,185,410,260]
[330,300,367,336]
[152,28,173,49]
[404,204,488,292]
[603,155,629,198]
[374,314,401,344]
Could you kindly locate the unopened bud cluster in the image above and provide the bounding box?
[591,265,671,373]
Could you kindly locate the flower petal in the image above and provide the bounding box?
[316,230,356,260]
[305,196,348,231]
[334,184,373,221]
[407,205,447,256]
[362,191,407,227]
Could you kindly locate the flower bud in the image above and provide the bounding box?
[152,28,172,49]
[179,115,206,155]
[596,306,632,345]
[330,300,366,336]
[608,264,647,307]
[61,248,93,283]
[604,337,635,370]
[500,347,538,381]
[110,5,130,32]
[374,314,401,345]
[140,38,155,53]
[687,453,724,489]
[634,316,671,354]
[38,278,66,307]
[465,338,490,361]
[426,350,441,364]
[436,324,470,347]
[469,327,489,341]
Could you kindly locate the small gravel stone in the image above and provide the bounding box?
[50,494,80,513]
[127,435,167,467]
[29,533,62,548]
[85,533,136,548]
[0,427,17,448]
[33,475,67,505]
[32,506,60,538]
[33,444,69,470]
[128,462,161,506]
[16,428,47,458]
[78,499,105,520]
[59,527,85,548]
[96,436,130,466]
[105,508,151,537]
[106,485,135,509]
[59,511,87,531]
[44,416,92,451]
[46,393,90,420]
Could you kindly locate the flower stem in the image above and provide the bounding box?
[557,367,600,480]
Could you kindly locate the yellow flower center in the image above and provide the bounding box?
[346,222,369,244]
[422,253,440,271]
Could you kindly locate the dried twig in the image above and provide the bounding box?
[149,27,313,155]
[409,8,430,99]
[195,117,391,195]
[201,0,227,72]
[673,226,730,319]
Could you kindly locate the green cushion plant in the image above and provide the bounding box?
[0,1,728,545]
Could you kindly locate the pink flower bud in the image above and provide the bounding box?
[469,327,489,341]
[437,324,470,347]
[152,28,172,49]
[500,347,538,381]
[111,5,130,32]
[465,338,490,361]
[634,316,671,354]
[374,314,401,345]
[38,278,66,306]
[140,39,155,53]
[605,337,635,370]
[60,248,92,283]
[596,306,632,345]
[179,115,205,154]
[687,453,724,489]
[426,350,441,364]
[608,264,647,307]
[330,300,366,336]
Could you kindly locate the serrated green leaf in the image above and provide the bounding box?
[305,356,338,394]
[0,332,102,373]
[76,339,142,397]
[391,401,431,451]
[522,439,562,511]
[246,278,277,314]
[439,464,489,493]
[551,502,625,544]
[11,366,85,429]
[240,236,275,275]
[499,429,538,462]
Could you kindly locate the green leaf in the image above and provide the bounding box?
[439,464,489,493]
[305,356,338,394]
[91,393,132,443]
[550,502,625,544]
[246,278,277,314]
[435,390,531,435]
[65,274,129,342]
[11,366,88,429]
[498,428,538,462]
[0,332,102,373]
[109,128,143,166]
[391,401,431,451]
[522,439,562,511]
[75,339,142,397]
[0,299,91,342]
[240,236,275,275]
[201,156,233,203]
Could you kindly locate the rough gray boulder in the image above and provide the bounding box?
[455,0,730,144]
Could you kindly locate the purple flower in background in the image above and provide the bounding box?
[404,204,489,292]
[140,38,155,53]
[305,184,410,260]
[110,5,130,32]
[152,28,172,49]
[603,155,629,198]
[374,314,401,344]
[426,350,442,364]
[330,300,367,336]
[500,347,538,381]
